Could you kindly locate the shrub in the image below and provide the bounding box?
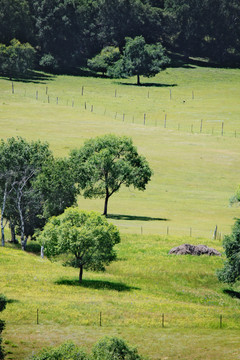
[0,39,35,77]
[31,342,88,360]
[91,337,144,360]
[39,54,58,70]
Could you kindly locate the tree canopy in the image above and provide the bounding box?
[107,36,170,84]
[37,207,120,283]
[0,0,239,73]
[70,134,152,216]
[0,137,77,249]
[217,218,240,284]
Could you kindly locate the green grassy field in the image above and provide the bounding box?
[1,65,240,359]
[1,236,240,360]
[0,66,240,237]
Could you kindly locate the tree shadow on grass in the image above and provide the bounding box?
[55,278,140,292]
[1,70,56,84]
[6,298,20,304]
[223,289,240,299]
[117,81,177,87]
[107,214,169,222]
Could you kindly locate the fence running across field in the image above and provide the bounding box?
[9,82,240,138]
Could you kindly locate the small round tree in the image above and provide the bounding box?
[37,207,120,283]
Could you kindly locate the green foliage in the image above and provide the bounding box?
[0,39,35,77]
[217,218,240,284]
[0,295,6,315]
[165,0,240,64]
[87,46,120,75]
[0,294,7,360]
[0,137,52,248]
[0,0,33,44]
[92,337,144,360]
[0,137,77,249]
[39,54,58,71]
[70,134,152,215]
[31,341,88,360]
[35,158,78,219]
[31,338,145,360]
[108,36,170,84]
[37,207,120,282]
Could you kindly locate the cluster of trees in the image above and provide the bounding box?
[0,137,77,250]
[89,36,170,84]
[31,336,144,360]
[0,135,152,280]
[0,0,239,76]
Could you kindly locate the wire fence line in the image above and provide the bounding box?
[9,83,240,138]
[5,309,240,330]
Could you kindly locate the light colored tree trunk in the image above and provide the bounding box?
[1,183,8,247]
[41,246,44,259]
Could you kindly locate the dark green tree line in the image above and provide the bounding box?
[0,0,239,72]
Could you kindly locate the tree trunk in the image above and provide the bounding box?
[10,222,17,243]
[1,184,8,247]
[1,225,4,247]
[103,194,109,216]
[79,265,83,283]
[137,74,140,85]
[21,236,28,251]
[41,246,44,259]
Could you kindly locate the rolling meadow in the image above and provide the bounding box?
[1,65,240,359]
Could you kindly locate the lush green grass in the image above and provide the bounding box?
[0,66,240,236]
[1,66,240,359]
[1,236,240,359]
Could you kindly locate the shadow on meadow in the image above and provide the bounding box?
[118,81,177,87]
[223,289,240,299]
[6,298,20,304]
[55,278,140,292]
[107,213,169,221]
[1,70,56,84]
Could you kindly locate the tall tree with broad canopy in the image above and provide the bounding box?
[70,134,152,216]
[37,207,120,283]
[108,36,170,85]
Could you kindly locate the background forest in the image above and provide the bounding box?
[0,0,240,74]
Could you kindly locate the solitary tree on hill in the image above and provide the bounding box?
[108,36,170,85]
[70,134,152,216]
[37,207,120,283]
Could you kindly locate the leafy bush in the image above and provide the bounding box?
[31,337,145,360]
[31,342,88,360]
[217,218,240,284]
[0,295,7,360]
[0,39,35,77]
[39,54,58,70]
[91,337,145,360]
[87,46,120,75]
